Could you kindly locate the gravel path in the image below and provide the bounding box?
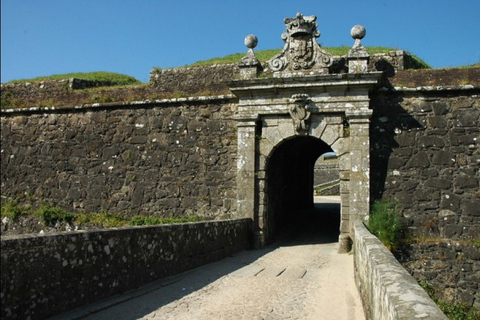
[52,197,365,320]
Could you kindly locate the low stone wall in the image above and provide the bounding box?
[314,161,339,187]
[150,64,238,94]
[1,219,252,320]
[353,220,447,320]
[0,78,126,106]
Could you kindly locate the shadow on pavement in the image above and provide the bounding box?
[51,244,280,320]
[50,200,340,320]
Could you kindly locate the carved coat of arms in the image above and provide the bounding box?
[268,13,333,75]
[289,94,312,133]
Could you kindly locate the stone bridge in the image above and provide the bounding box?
[2,198,447,320]
[1,12,479,319]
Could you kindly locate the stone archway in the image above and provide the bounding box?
[254,111,352,248]
[229,13,381,250]
[230,73,381,250]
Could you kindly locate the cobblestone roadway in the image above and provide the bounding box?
[52,198,365,320]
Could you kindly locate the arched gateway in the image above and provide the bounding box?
[229,13,381,251]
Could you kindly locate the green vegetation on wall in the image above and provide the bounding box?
[6,71,141,85]
[188,46,432,69]
[189,46,396,66]
[419,279,480,320]
[368,198,405,252]
[1,199,201,229]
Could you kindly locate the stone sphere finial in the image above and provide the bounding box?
[244,34,258,49]
[350,25,366,40]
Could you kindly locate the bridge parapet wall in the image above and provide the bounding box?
[1,218,252,320]
[353,220,447,320]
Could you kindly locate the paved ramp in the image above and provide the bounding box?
[51,197,365,320]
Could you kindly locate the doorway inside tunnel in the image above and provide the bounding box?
[265,136,340,244]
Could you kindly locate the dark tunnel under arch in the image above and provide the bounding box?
[265,136,338,242]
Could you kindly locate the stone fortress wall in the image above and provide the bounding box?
[314,154,340,196]
[371,90,479,240]
[370,87,480,307]
[0,50,418,220]
[1,97,238,219]
[314,153,339,186]
[1,40,480,313]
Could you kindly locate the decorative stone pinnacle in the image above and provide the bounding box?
[350,25,367,51]
[347,25,369,73]
[244,34,258,49]
[267,13,332,75]
[238,34,261,79]
[239,34,260,67]
[350,25,366,40]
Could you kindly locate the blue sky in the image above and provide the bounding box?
[2,0,479,83]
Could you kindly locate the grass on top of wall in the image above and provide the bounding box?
[188,46,396,66]
[457,61,480,68]
[1,199,201,230]
[6,71,142,85]
[188,46,432,69]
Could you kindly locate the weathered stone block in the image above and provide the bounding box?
[420,168,439,178]
[461,201,480,216]
[451,132,478,146]
[411,99,433,113]
[453,109,480,127]
[419,136,445,148]
[455,175,479,189]
[440,192,461,210]
[443,224,463,238]
[432,101,449,115]
[387,157,406,169]
[394,191,414,205]
[425,178,452,189]
[394,131,416,147]
[432,151,455,165]
[427,116,447,128]
[406,152,430,167]
[413,188,430,201]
